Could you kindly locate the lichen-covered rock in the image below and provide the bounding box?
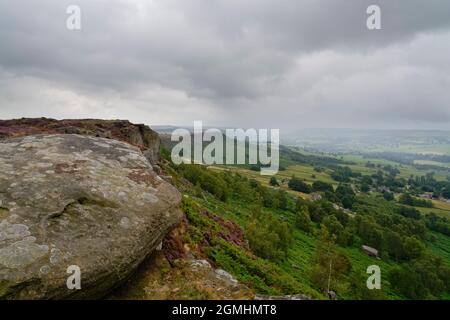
[0,118,161,164]
[0,134,182,299]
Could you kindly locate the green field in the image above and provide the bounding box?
[209,164,333,186]
[429,232,450,266]
[209,155,450,257]
[417,206,450,220]
[373,144,450,156]
[340,154,449,181]
[414,160,450,169]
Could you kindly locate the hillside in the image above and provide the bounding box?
[1,119,449,300]
[142,136,450,300]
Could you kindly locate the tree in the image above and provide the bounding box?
[425,213,450,236]
[389,265,426,299]
[296,206,312,233]
[402,236,425,261]
[259,186,276,208]
[322,215,344,240]
[324,191,340,204]
[356,216,384,249]
[331,166,357,183]
[341,196,355,209]
[442,188,450,199]
[335,184,356,209]
[246,209,294,262]
[389,256,450,299]
[179,164,229,201]
[348,273,385,300]
[398,193,414,206]
[398,193,432,208]
[269,176,279,187]
[309,205,327,223]
[309,228,352,294]
[361,175,373,185]
[288,176,311,193]
[385,231,404,260]
[312,181,334,193]
[335,184,355,198]
[194,182,203,197]
[361,183,370,193]
[396,206,421,220]
[338,227,355,246]
[277,189,288,210]
[383,192,394,201]
[295,197,308,212]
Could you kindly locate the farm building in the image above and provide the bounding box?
[310,192,322,201]
[419,192,433,199]
[362,245,379,258]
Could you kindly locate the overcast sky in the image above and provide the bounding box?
[1,0,450,132]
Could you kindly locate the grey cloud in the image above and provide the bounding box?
[0,0,450,130]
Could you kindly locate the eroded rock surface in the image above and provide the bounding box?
[0,134,182,299]
[0,118,161,164]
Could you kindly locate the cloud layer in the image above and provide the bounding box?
[1,0,450,131]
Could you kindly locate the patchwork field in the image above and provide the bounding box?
[373,144,450,156]
[414,160,450,169]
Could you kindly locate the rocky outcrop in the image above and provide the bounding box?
[0,134,182,299]
[109,251,254,300]
[0,118,160,164]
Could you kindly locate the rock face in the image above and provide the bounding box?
[0,118,161,164]
[109,251,254,300]
[0,134,182,299]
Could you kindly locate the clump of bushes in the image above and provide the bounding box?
[288,176,311,193]
[245,208,293,262]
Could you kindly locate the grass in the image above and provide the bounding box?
[338,247,403,300]
[373,144,450,156]
[189,195,325,298]
[340,154,397,166]
[210,146,450,195]
[428,232,450,267]
[279,165,336,186]
[209,164,336,187]
[194,191,406,299]
[177,148,450,299]
[339,153,450,181]
[210,150,450,217]
[416,206,450,220]
[432,199,450,211]
[414,160,450,169]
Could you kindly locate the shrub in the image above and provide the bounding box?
[383,192,394,201]
[288,176,311,193]
[269,176,279,187]
[295,206,312,233]
[312,181,334,193]
[246,209,294,262]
